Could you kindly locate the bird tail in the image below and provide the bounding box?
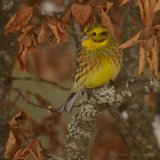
[58,92,79,112]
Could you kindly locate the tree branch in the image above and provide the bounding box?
[87,78,160,108]
[11,88,57,112]
[9,76,70,91]
[59,78,160,159]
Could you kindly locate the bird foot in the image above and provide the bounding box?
[109,80,117,87]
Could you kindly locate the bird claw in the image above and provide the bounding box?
[109,80,117,87]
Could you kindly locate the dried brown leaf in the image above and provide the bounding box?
[61,10,71,24]
[139,27,153,41]
[17,47,28,71]
[138,46,146,78]
[119,30,142,49]
[146,50,154,75]
[14,139,41,160]
[38,22,50,43]
[99,7,115,37]
[47,19,69,45]
[5,5,33,35]
[155,24,160,31]
[144,0,151,25]
[5,112,28,159]
[137,0,145,22]
[71,4,91,25]
[151,38,159,78]
[22,25,34,33]
[137,0,156,26]
[106,1,124,40]
[4,131,18,158]
[17,25,36,71]
[106,2,114,12]
[145,35,155,52]
[48,20,60,43]
[154,1,160,12]
[17,44,36,71]
[121,0,130,5]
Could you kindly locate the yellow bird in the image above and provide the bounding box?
[59,24,123,112]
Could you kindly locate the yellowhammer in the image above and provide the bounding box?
[59,24,123,112]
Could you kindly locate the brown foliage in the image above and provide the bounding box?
[121,0,130,5]
[38,22,50,44]
[48,18,68,44]
[14,139,41,160]
[5,1,122,74]
[17,25,37,71]
[5,0,159,78]
[119,31,142,49]
[71,4,92,25]
[5,4,71,72]
[151,37,159,77]
[138,46,146,77]
[5,105,67,159]
[97,2,115,37]
[5,111,29,159]
[5,5,33,35]
[120,0,160,78]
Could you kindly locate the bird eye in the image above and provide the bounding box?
[92,32,96,36]
[100,31,108,36]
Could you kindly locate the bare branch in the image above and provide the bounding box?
[11,87,57,112]
[9,76,70,91]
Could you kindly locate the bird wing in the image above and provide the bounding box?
[72,47,90,91]
[72,47,83,81]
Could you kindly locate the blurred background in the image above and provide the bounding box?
[0,0,160,159]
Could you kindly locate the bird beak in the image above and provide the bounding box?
[79,34,87,41]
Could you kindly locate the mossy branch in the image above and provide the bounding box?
[57,78,160,159]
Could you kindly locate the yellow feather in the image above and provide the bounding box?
[84,57,120,88]
[82,38,109,51]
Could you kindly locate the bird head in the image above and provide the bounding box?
[81,24,114,51]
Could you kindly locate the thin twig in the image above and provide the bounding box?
[11,87,57,112]
[10,76,70,91]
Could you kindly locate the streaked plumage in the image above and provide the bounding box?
[59,24,123,112]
